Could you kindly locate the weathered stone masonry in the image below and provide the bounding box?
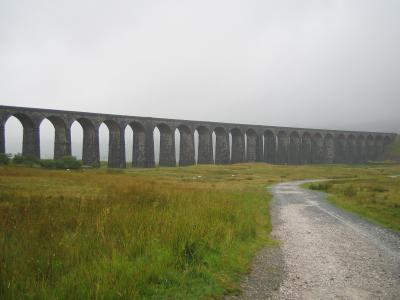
[0,105,396,168]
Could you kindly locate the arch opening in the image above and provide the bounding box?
[39,118,55,159]
[288,131,300,165]
[277,131,288,164]
[71,121,83,160]
[99,123,109,166]
[231,128,244,163]
[157,123,175,167]
[153,127,160,166]
[214,127,229,164]
[311,133,323,164]
[196,126,213,164]
[366,135,375,161]
[301,132,312,164]
[177,125,194,166]
[5,113,40,158]
[4,116,23,157]
[124,125,133,167]
[264,130,276,164]
[129,121,147,168]
[246,129,257,162]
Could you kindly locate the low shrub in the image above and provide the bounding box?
[39,159,58,169]
[0,153,10,165]
[56,156,82,169]
[309,182,332,191]
[11,155,81,169]
[12,154,39,166]
[370,186,388,193]
[343,185,357,197]
[39,156,82,169]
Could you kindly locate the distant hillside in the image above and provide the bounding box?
[384,136,400,161]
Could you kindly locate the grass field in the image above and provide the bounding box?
[307,175,400,232]
[1,163,400,299]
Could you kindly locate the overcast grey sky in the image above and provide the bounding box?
[1,0,399,158]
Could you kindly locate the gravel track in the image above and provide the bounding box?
[230,180,400,300]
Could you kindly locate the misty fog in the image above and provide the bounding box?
[1,0,399,158]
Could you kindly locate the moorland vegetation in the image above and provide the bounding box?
[0,160,399,298]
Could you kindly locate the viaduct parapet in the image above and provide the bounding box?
[0,105,397,168]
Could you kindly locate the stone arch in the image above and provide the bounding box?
[128,121,147,167]
[177,124,194,166]
[311,133,323,163]
[5,113,40,158]
[246,128,257,162]
[366,135,375,161]
[264,130,276,163]
[288,131,300,165]
[196,126,213,164]
[356,135,366,163]
[44,115,71,160]
[347,134,357,164]
[277,131,289,164]
[230,128,244,163]
[383,135,392,158]
[102,119,126,168]
[375,135,384,161]
[383,135,392,146]
[300,132,312,164]
[214,127,229,164]
[323,133,334,163]
[334,134,346,163]
[157,123,175,167]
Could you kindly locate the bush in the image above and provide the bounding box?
[12,154,39,166]
[39,156,82,170]
[57,156,82,169]
[12,154,24,164]
[309,182,332,191]
[371,186,388,193]
[343,185,357,197]
[0,153,11,165]
[39,159,58,169]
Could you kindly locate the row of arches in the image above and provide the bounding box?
[264,130,392,164]
[1,112,394,168]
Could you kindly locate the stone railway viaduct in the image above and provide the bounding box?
[0,105,396,168]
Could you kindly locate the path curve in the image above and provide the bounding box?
[232,180,400,300]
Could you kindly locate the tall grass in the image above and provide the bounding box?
[1,163,400,298]
[0,166,271,299]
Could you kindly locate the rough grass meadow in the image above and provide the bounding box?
[1,163,400,299]
[307,175,400,232]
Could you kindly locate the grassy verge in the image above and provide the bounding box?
[1,163,400,299]
[306,175,400,232]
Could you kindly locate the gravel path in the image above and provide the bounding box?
[230,180,400,300]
